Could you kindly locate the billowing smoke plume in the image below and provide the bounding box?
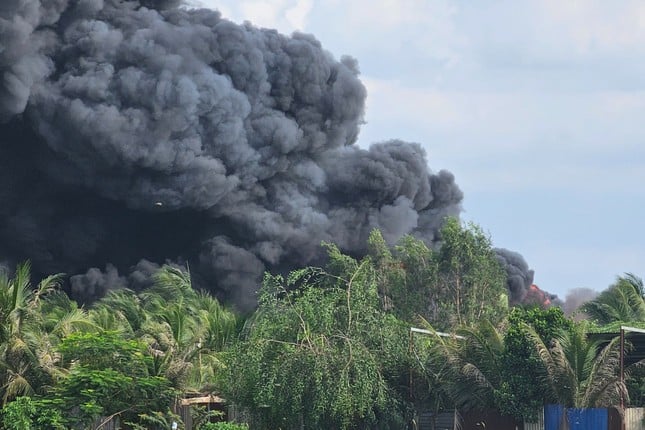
[494,248,562,307]
[495,248,535,305]
[1,0,465,309]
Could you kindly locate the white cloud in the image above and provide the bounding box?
[361,77,645,146]
[459,162,645,194]
[537,0,645,56]
[284,0,314,30]
[358,76,645,195]
[197,0,313,33]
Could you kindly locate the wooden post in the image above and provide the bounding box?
[620,327,625,410]
[409,328,414,401]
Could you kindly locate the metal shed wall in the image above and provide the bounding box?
[625,407,645,430]
[545,404,608,430]
[460,409,521,430]
[417,410,457,430]
[523,407,545,430]
[567,407,607,429]
[544,404,564,430]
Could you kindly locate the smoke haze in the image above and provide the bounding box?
[561,288,598,317]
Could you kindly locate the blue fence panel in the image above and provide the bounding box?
[545,404,608,430]
[545,404,564,430]
[567,408,607,430]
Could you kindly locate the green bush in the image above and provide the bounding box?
[1,397,66,430]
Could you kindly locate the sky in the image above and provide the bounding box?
[191,0,645,300]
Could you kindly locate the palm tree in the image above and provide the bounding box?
[581,274,645,325]
[90,264,241,393]
[528,322,627,408]
[144,266,240,392]
[90,288,146,333]
[625,273,645,297]
[427,320,505,412]
[186,291,240,390]
[40,291,98,338]
[0,262,64,403]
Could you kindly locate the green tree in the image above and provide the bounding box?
[417,307,578,421]
[577,273,645,408]
[221,245,410,429]
[90,289,145,334]
[140,266,239,391]
[368,221,508,331]
[434,218,508,329]
[368,230,437,323]
[53,331,176,427]
[88,265,240,393]
[0,396,66,430]
[496,306,573,420]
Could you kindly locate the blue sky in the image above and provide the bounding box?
[194,0,645,300]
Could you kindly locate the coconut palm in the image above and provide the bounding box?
[185,291,240,390]
[144,266,240,392]
[39,291,98,338]
[0,262,65,403]
[427,320,505,412]
[90,264,241,393]
[528,322,628,408]
[90,288,146,333]
[581,274,645,325]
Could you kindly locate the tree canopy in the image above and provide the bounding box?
[0,219,642,429]
[221,245,410,429]
[369,218,507,330]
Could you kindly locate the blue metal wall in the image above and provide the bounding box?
[545,404,608,430]
[545,404,563,430]
[567,407,608,429]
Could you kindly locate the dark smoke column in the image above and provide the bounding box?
[495,248,561,307]
[0,0,463,309]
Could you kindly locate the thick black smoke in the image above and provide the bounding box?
[1,0,464,309]
[495,248,537,305]
[495,248,563,307]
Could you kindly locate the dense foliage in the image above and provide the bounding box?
[221,247,410,429]
[53,331,176,427]
[368,219,507,330]
[495,307,574,420]
[0,218,642,429]
[0,263,239,429]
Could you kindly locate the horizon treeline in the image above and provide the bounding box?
[0,218,642,429]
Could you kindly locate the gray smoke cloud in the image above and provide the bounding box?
[494,248,535,305]
[495,248,564,307]
[0,0,464,309]
[70,264,125,303]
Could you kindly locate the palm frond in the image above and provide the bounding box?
[51,308,99,337]
[149,265,193,303]
[582,276,645,324]
[2,370,34,404]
